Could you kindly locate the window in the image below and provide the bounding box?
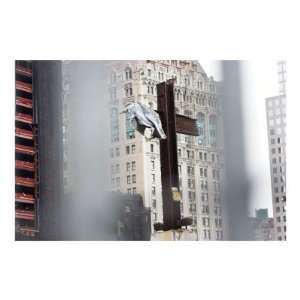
[126,112,135,139]
[278,147,281,154]
[148,69,151,77]
[152,174,155,183]
[125,83,133,97]
[209,115,217,145]
[202,205,209,214]
[132,187,136,194]
[271,148,276,154]
[187,166,194,176]
[127,175,131,184]
[212,153,215,162]
[270,129,275,135]
[116,177,120,187]
[150,144,154,152]
[152,186,156,196]
[116,147,120,157]
[126,162,130,172]
[126,146,130,155]
[178,148,182,157]
[202,217,210,227]
[131,144,136,154]
[125,67,132,80]
[110,108,119,142]
[152,199,157,208]
[196,112,206,145]
[115,164,120,173]
[151,160,155,170]
[201,193,208,202]
[131,161,136,171]
[132,174,136,184]
[199,152,203,160]
[127,188,131,194]
[271,138,275,144]
[204,152,207,161]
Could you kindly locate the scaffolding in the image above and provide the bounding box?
[15,61,39,239]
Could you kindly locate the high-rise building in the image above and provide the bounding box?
[15,61,64,240]
[108,60,225,240]
[15,61,39,239]
[249,209,274,241]
[265,61,287,241]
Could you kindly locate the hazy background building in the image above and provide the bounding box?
[108,60,226,240]
[265,61,287,241]
[249,208,274,241]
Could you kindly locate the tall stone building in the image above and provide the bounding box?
[265,61,287,241]
[108,60,225,240]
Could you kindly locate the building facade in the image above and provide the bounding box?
[108,60,225,240]
[15,61,39,239]
[15,61,64,240]
[249,209,274,241]
[265,61,287,241]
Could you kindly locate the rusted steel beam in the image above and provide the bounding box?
[16,65,33,77]
[15,192,35,204]
[157,80,181,230]
[15,144,35,155]
[16,112,33,124]
[16,160,34,171]
[16,80,32,93]
[15,176,35,187]
[175,114,198,136]
[15,128,33,139]
[16,209,35,220]
[16,96,33,108]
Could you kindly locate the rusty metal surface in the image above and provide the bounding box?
[157,80,181,230]
[15,128,33,139]
[16,112,33,124]
[16,160,34,171]
[175,114,198,136]
[16,80,32,93]
[15,144,35,155]
[15,192,35,204]
[16,96,33,108]
[16,65,33,77]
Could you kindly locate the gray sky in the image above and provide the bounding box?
[201,61,279,216]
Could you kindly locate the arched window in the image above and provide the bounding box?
[197,112,206,145]
[125,67,132,80]
[126,112,135,139]
[209,115,217,146]
[110,108,119,142]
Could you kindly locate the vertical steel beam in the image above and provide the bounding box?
[157,80,181,230]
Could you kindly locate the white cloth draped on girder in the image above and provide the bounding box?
[121,102,167,140]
